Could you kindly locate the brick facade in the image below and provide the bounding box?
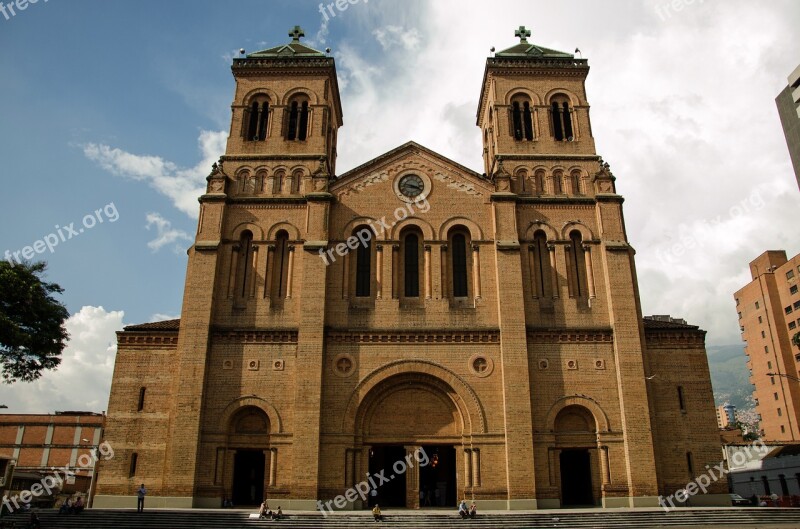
[0,413,104,499]
[94,28,727,510]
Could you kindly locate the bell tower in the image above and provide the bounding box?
[162,26,342,508]
[227,25,343,177]
[477,26,596,178]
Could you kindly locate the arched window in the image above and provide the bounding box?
[532,230,551,298]
[236,231,254,298]
[286,96,310,141]
[244,96,270,141]
[511,95,534,141]
[354,226,372,298]
[273,170,285,195]
[402,230,421,298]
[451,233,469,298]
[514,170,527,194]
[553,170,564,195]
[550,95,574,141]
[563,102,574,140]
[568,230,587,298]
[570,170,582,195]
[272,231,290,299]
[534,169,546,195]
[523,101,534,140]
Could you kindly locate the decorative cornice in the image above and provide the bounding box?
[644,330,706,347]
[117,332,179,347]
[326,329,500,344]
[517,197,596,205]
[527,328,614,343]
[221,154,327,162]
[212,329,299,344]
[494,154,601,162]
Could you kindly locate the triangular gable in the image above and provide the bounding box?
[331,141,492,199]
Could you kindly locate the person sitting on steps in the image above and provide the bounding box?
[372,504,383,522]
[73,495,85,514]
[258,500,271,519]
[469,502,477,519]
[271,506,283,520]
[458,499,469,519]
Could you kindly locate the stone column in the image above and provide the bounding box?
[471,448,481,488]
[583,244,596,299]
[405,445,421,509]
[269,448,277,486]
[392,245,400,299]
[463,448,473,490]
[376,245,383,299]
[440,245,449,299]
[264,245,275,299]
[548,245,559,299]
[342,252,350,299]
[472,245,482,299]
[285,246,295,299]
[424,245,432,299]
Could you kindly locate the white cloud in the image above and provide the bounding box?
[373,26,422,51]
[150,313,179,322]
[145,212,193,253]
[83,130,227,219]
[0,307,123,414]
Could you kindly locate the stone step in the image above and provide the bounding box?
[6,508,800,529]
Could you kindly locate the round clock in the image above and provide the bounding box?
[398,174,424,198]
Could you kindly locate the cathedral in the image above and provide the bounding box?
[94,26,728,510]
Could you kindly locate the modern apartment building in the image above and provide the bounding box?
[776,64,800,190]
[735,251,800,440]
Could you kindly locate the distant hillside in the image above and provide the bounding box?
[707,344,753,409]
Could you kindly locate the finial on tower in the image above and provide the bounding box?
[289,25,305,42]
[514,25,532,43]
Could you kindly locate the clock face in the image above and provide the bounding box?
[398,174,424,198]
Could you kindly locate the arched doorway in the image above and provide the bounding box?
[355,373,466,509]
[227,406,270,506]
[553,405,600,507]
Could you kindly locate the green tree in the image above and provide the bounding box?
[0,261,69,383]
[793,331,800,351]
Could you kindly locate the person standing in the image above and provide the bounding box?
[137,483,147,512]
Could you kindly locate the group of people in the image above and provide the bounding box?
[57,494,85,514]
[457,500,478,519]
[258,500,283,520]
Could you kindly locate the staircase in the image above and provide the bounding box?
[6,507,800,529]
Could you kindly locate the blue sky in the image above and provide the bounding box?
[1,0,799,412]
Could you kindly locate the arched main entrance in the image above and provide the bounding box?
[227,406,270,506]
[553,405,601,507]
[353,371,470,509]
